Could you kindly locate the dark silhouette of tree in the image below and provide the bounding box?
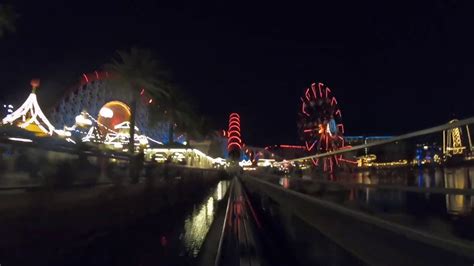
[105,47,169,153]
[150,89,211,144]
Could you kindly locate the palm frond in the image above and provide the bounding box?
[0,4,18,37]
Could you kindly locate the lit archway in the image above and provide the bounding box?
[97,101,131,135]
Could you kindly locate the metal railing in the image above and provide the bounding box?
[214,177,235,266]
[290,116,474,162]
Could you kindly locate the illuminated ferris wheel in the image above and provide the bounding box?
[297,82,346,172]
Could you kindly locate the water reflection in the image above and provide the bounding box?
[279,176,290,189]
[444,168,473,216]
[182,180,230,257]
[349,167,474,216]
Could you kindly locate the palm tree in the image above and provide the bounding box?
[0,4,17,38]
[150,89,193,144]
[105,47,169,154]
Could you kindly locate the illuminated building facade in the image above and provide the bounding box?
[443,119,473,157]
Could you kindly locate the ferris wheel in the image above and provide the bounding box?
[297,82,346,172]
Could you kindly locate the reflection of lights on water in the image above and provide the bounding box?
[182,181,229,257]
[217,182,223,200]
[207,197,214,217]
[279,177,290,189]
[183,197,214,257]
[444,168,472,215]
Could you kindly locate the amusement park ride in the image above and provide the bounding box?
[0,79,164,150]
[297,82,357,172]
[2,78,473,171]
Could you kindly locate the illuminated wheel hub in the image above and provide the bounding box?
[297,82,345,172]
[97,101,131,135]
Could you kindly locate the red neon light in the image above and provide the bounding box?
[305,88,310,100]
[228,127,240,133]
[222,130,226,137]
[318,83,323,98]
[329,158,333,172]
[82,73,89,83]
[335,109,341,117]
[331,97,337,106]
[140,89,145,95]
[95,71,99,79]
[229,123,240,129]
[326,87,331,98]
[311,83,317,99]
[228,130,241,137]
[228,135,242,142]
[227,113,242,151]
[334,155,340,166]
[228,125,240,131]
[229,124,240,130]
[228,143,242,149]
[301,99,309,116]
[279,145,306,149]
[305,140,317,151]
[311,158,319,166]
[323,159,327,171]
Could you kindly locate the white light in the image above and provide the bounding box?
[8,105,13,108]
[183,141,187,145]
[55,129,72,137]
[2,93,56,135]
[138,136,148,145]
[75,114,92,126]
[99,107,114,118]
[66,138,76,144]
[8,137,33,143]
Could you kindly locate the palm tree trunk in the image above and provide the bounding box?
[129,93,138,183]
[129,97,137,154]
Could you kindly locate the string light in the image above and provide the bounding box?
[2,83,56,136]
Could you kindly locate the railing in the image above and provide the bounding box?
[214,177,234,266]
[0,136,224,191]
[289,116,474,162]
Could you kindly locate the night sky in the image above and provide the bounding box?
[1,1,474,146]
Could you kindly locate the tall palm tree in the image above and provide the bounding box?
[150,89,194,144]
[105,47,169,154]
[0,4,17,38]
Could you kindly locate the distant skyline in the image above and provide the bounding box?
[1,1,474,146]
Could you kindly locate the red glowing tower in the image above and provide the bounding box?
[227,113,242,160]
